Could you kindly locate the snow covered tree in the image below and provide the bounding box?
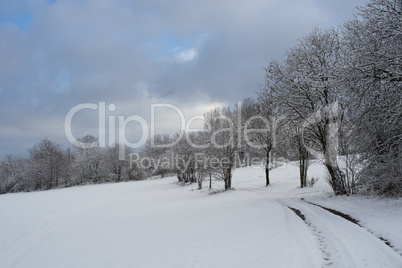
[0,155,28,193]
[104,144,133,182]
[341,0,402,195]
[171,132,196,183]
[73,135,108,184]
[205,107,239,190]
[142,134,173,178]
[28,139,65,190]
[238,98,263,165]
[261,28,348,195]
[244,99,278,187]
[286,122,311,188]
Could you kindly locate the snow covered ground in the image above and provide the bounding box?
[0,161,401,267]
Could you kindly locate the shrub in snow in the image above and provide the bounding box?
[307,177,319,187]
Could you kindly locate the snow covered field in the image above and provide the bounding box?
[0,161,401,267]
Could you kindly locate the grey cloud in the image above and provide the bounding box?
[0,0,367,156]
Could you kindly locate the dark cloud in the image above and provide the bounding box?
[0,0,367,156]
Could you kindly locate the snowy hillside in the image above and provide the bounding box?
[1,161,401,267]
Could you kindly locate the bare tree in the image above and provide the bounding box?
[341,0,402,195]
[287,122,311,188]
[204,107,239,190]
[73,135,108,184]
[104,144,133,182]
[244,106,277,186]
[0,155,28,193]
[261,28,347,194]
[142,134,173,178]
[171,132,196,183]
[28,139,65,190]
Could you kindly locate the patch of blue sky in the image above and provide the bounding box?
[55,69,71,93]
[159,35,195,58]
[0,11,32,31]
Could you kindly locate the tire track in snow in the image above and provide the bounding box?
[304,200,401,256]
[236,187,333,266]
[283,204,334,267]
[283,199,402,267]
[234,186,402,266]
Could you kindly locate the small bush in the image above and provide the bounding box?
[307,177,319,187]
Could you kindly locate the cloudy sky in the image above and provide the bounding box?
[0,0,367,157]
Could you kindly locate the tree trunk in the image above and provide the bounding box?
[299,155,308,188]
[325,163,346,195]
[117,165,122,182]
[197,175,202,190]
[191,169,196,183]
[209,173,212,190]
[323,110,346,195]
[303,158,307,187]
[228,169,232,189]
[300,156,304,188]
[265,150,270,186]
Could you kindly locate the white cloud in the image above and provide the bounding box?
[175,48,198,62]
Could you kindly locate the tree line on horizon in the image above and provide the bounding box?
[1,0,401,196]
